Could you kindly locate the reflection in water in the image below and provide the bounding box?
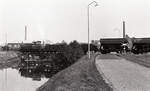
[0,68,48,91]
[0,54,61,91]
[18,60,59,80]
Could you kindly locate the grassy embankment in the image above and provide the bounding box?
[0,51,20,69]
[37,54,113,91]
[118,53,150,68]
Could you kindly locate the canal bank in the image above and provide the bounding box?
[37,54,113,91]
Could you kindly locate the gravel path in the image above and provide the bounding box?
[96,54,150,91]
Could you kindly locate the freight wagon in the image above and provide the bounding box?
[100,38,128,54]
[131,38,150,54]
[100,37,150,54]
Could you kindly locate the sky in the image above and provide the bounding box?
[0,0,150,44]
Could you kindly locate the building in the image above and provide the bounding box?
[7,43,21,50]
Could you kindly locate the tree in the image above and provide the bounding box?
[51,40,85,70]
[68,40,84,63]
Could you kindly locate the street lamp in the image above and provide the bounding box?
[87,1,98,59]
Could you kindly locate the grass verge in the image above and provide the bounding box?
[37,54,113,91]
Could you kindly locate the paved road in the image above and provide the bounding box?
[96,54,150,91]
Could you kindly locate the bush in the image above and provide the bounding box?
[51,40,84,69]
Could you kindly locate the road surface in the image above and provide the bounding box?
[96,54,150,91]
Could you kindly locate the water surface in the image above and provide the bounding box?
[0,68,48,91]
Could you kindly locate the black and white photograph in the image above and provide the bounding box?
[0,0,150,91]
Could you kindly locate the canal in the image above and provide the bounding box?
[0,52,65,91]
[0,68,48,91]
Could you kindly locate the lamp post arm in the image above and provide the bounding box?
[88,1,98,6]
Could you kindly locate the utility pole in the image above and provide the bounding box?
[5,33,7,45]
[5,33,7,51]
[25,25,27,41]
[123,21,125,38]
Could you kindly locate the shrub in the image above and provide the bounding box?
[51,40,84,69]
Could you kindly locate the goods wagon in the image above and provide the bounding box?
[131,38,150,54]
[100,38,128,54]
[20,43,42,52]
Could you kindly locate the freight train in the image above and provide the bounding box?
[19,37,150,55]
[19,42,99,54]
[100,37,150,54]
[19,42,66,53]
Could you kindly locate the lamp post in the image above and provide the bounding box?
[88,1,98,59]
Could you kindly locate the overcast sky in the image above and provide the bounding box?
[0,0,150,43]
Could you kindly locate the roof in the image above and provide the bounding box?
[7,43,20,45]
[100,38,128,44]
[133,38,150,43]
